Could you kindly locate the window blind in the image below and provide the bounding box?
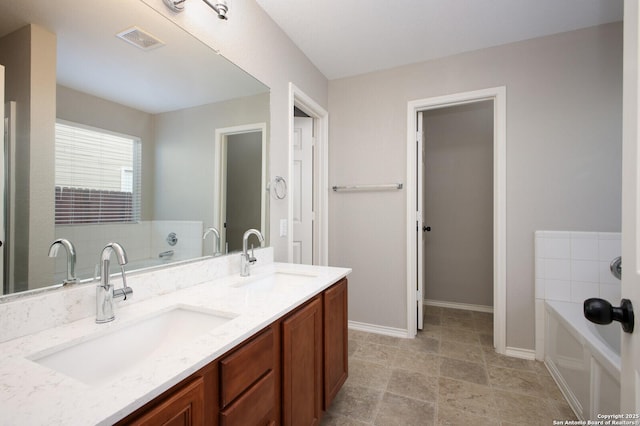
[54,121,141,225]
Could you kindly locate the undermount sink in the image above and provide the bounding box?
[232,271,318,292]
[30,306,237,386]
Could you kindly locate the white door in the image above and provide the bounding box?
[293,117,313,264]
[620,0,640,412]
[416,111,424,330]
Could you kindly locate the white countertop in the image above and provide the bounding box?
[0,261,350,425]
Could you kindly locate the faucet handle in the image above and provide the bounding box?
[113,265,133,301]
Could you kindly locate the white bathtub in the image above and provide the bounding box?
[545,300,621,420]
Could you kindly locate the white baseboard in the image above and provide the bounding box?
[348,321,410,338]
[505,346,536,360]
[424,299,494,313]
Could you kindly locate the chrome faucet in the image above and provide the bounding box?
[96,242,132,323]
[203,227,222,256]
[48,238,78,285]
[240,229,264,277]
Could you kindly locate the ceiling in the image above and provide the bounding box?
[256,0,624,80]
[0,0,267,114]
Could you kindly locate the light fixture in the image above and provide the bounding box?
[162,0,229,20]
[162,0,186,13]
[202,0,228,20]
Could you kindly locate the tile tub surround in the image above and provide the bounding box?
[0,250,351,425]
[534,231,621,360]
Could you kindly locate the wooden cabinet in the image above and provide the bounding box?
[219,326,279,426]
[115,362,218,426]
[127,378,206,426]
[323,278,348,408]
[281,296,323,426]
[116,278,348,426]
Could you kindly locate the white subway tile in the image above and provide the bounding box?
[571,234,599,260]
[545,280,571,302]
[600,283,621,303]
[545,259,571,280]
[570,281,599,304]
[535,258,545,279]
[599,261,620,284]
[599,238,622,262]
[571,260,600,283]
[544,238,571,259]
[535,236,545,258]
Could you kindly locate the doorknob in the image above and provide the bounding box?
[584,298,634,333]
[422,226,431,232]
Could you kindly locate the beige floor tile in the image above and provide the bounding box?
[436,404,499,426]
[440,326,481,345]
[349,329,370,341]
[420,324,442,339]
[538,374,566,401]
[494,390,556,425]
[424,315,442,326]
[424,306,443,316]
[441,315,477,330]
[483,347,535,371]
[439,357,489,385]
[392,350,440,376]
[386,369,438,402]
[352,341,399,367]
[488,365,546,398]
[441,308,474,319]
[374,392,436,426]
[403,335,440,354]
[478,333,494,347]
[437,377,497,419]
[329,384,383,423]
[347,359,392,390]
[366,333,406,348]
[439,340,485,363]
[320,412,373,426]
[349,339,362,357]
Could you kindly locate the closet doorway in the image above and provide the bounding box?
[421,101,494,314]
[406,87,506,354]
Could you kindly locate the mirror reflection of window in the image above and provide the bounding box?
[54,121,141,225]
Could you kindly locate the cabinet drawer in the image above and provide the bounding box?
[220,327,274,407]
[220,371,275,426]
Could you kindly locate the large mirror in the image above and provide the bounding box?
[0,0,270,295]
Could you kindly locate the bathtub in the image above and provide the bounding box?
[545,300,621,420]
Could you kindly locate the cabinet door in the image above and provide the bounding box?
[128,377,205,426]
[323,278,348,408]
[282,296,322,426]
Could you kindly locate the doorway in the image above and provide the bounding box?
[406,87,507,354]
[214,123,267,254]
[420,101,494,316]
[288,83,329,266]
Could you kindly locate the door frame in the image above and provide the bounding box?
[214,123,268,251]
[288,83,329,265]
[406,86,507,355]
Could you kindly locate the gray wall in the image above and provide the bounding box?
[328,23,622,350]
[145,0,329,261]
[423,101,493,307]
[0,24,56,292]
[153,93,269,231]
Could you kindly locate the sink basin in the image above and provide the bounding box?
[30,306,237,386]
[232,271,318,292]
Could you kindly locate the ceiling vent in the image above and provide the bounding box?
[116,27,165,51]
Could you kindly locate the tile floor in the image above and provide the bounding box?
[321,306,577,426]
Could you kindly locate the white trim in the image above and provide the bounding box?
[424,299,494,313]
[348,321,411,339]
[288,83,329,265]
[505,347,536,360]
[406,86,507,355]
[214,123,268,250]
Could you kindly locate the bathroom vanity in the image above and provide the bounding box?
[0,249,350,425]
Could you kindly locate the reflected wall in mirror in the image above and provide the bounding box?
[0,0,270,295]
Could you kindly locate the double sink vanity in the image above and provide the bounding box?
[0,248,350,425]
